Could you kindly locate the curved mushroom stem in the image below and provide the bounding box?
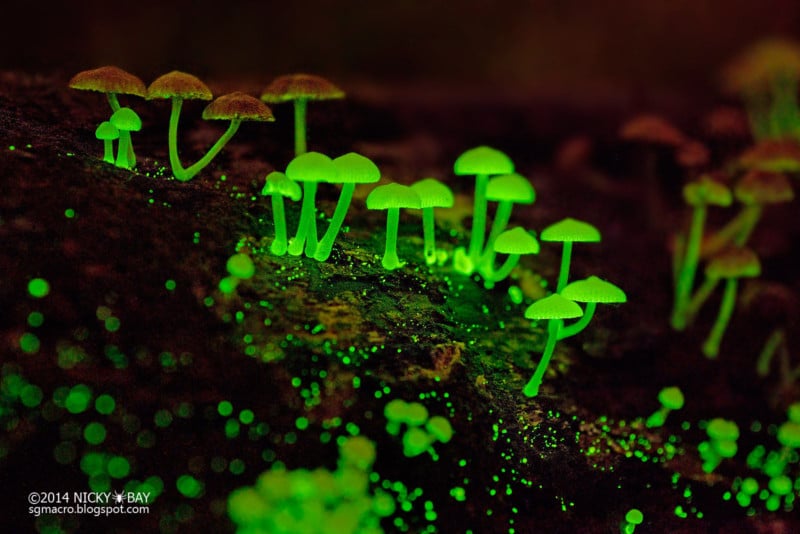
[478,200,513,272]
[684,276,720,327]
[702,205,761,258]
[558,302,597,340]
[421,207,437,266]
[702,278,738,358]
[102,139,115,164]
[757,327,785,377]
[482,253,520,289]
[524,319,562,397]
[467,173,490,266]
[167,98,188,180]
[180,119,241,182]
[115,130,132,169]
[107,93,121,112]
[288,181,318,256]
[556,241,574,292]
[314,183,355,261]
[672,205,707,330]
[733,205,762,247]
[294,98,308,156]
[382,207,403,270]
[270,195,289,256]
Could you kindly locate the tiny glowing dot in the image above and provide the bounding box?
[28,278,50,298]
[64,209,76,218]
[165,279,177,291]
[27,311,45,327]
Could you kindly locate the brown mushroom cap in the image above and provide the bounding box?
[738,139,800,172]
[260,73,344,103]
[683,175,733,207]
[619,114,686,146]
[202,92,275,122]
[734,170,794,205]
[68,66,146,97]
[702,106,750,139]
[147,71,213,101]
[706,247,761,279]
[721,38,800,94]
[675,140,710,169]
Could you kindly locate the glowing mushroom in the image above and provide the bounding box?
[285,152,339,257]
[69,65,146,113]
[366,184,422,270]
[410,178,455,265]
[94,121,119,164]
[109,107,141,170]
[558,276,627,340]
[479,173,535,273]
[261,172,302,256]
[540,218,601,292]
[482,227,540,289]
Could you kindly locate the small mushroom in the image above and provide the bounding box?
[109,107,141,169]
[313,152,381,262]
[522,294,584,398]
[645,387,685,428]
[366,183,422,270]
[452,146,515,274]
[482,227,540,289]
[284,152,339,257]
[478,173,536,274]
[260,74,344,156]
[738,139,800,172]
[409,178,455,265]
[558,276,627,340]
[539,218,601,292]
[261,172,302,256]
[94,121,119,164]
[69,65,146,112]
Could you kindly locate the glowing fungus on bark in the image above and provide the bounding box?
[366,183,422,270]
[262,172,302,256]
[285,152,339,257]
[645,386,685,428]
[482,227,540,289]
[109,107,141,170]
[410,178,455,265]
[479,173,535,274]
[95,121,119,164]
[540,218,601,292]
[557,276,627,340]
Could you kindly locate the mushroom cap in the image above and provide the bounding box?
[366,183,422,210]
[109,107,142,132]
[619,114,686,146]
[734,170,794,205]
[226,253,255,279]
[625,509,644,526]
[676,140,710,169]
[339,435,376,470]
[540,217,601,243]
[657,386,685,410]
[384,399,410,423]
[202,92,275,122]
[738,139,800,172]
[425,416,454,443]
[410,178,455,209]
[285,152,338,183]
[453,146,514,176]
[261,171,302,201]
[777,421,800,448]
[69,66,146,97]
[705,247,761,280]
[331,152,381,184]
[683,176,733,207]
[486,173,536,204]
[702,106,750,139]
[721,38,800,94]
[403,402,429,427]
[493,227,540,255]
[524,294,583,321]
[95,121,120,140]
[260,73,345,103]
[788,402,800,424]
[146,71,212,101]
[706,418,739,441]
[560,276,627,304]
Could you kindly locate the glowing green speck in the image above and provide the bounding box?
[19,333,41,354]
[154,409,173,428]
[65,385,92,414]
[107,456,131,478]
[83,422,107,445]
[28,278,50,298]
[105,317,121,332]
[95,394,116,415]
[64,208,76,218]
[218,401,233,417]
[177,475,204,498]
[27,311,44,327]
[295,417,310,431]
[165,279,177,291]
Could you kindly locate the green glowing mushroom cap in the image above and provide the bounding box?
[493,227,540,255]
[339,436,376,471]
[110,107,142,132]
[384,399,410,422]
[331,152,381,183]
[524,294,583,320]
[486,173,536,204]
[146,71,212,101]
[540,218,601,243]
[683,176,733,207]
[734,170,794,205]
[410,178,455,208]
[706,418,739,441]
[777,421,800,448]
[403,426,434,457]
[262,172,301,200]
[69,66,146,97]
[425,416,454,443]
[625,509,644,525]
[619,114,686,146]
[226,253,255,279]
[788,402,800,424]
[260,73,345,103]
[560,276,627,304]
[738,139,800,172]
[714,439,738,458]
[453,146,514,176]
[202,92,275,122]
[286,152,339,183]
[366,183,422,210]
[95,121,119,141]
[403,402,429,427]
[705,247,761,280]
[657,386,685,410]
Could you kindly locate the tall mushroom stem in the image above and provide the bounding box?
[684,276,720,326]
[181,119,241,180]
[478,200,513,271]
[468,173,490,264]
[288,182,318,256]
[482,254,521,289]
[556,241,574,292]
[107,93,121,112]
[702,278,738,358]
[382,207,402,270]
[102,140,115,164]
[314,183,356,262]
[270,195,289,256]
[558,302,597,340]
[524,319,562,397]
[421,207,438,266]
[672,205,707,330]
[115,130,132,169]
[294,98,308,156]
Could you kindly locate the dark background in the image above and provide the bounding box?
[3,0,800,92]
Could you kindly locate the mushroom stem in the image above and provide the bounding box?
[421,207,437,266]
[556,241,574,292]
[702,278,739,358]
[382,207,402,270]
[294,98,308,156]
[478,200,513,271]
[167,98,189,180]
[270,194,289,256]
[482,253,521,289]
[733,205,763,246]
[467,173,490,264]
[684,275,720,326]
[102,139,115,164]
[107,93,121,112]
[181,119,242,182]
[115,130,132,169]
[672,205,707,330]
[524,319,562,397]
[702,208,753,258]
[288,181,318,256]
[757,327,785,377]
[314,183,355,262]
[558,302,597,340]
